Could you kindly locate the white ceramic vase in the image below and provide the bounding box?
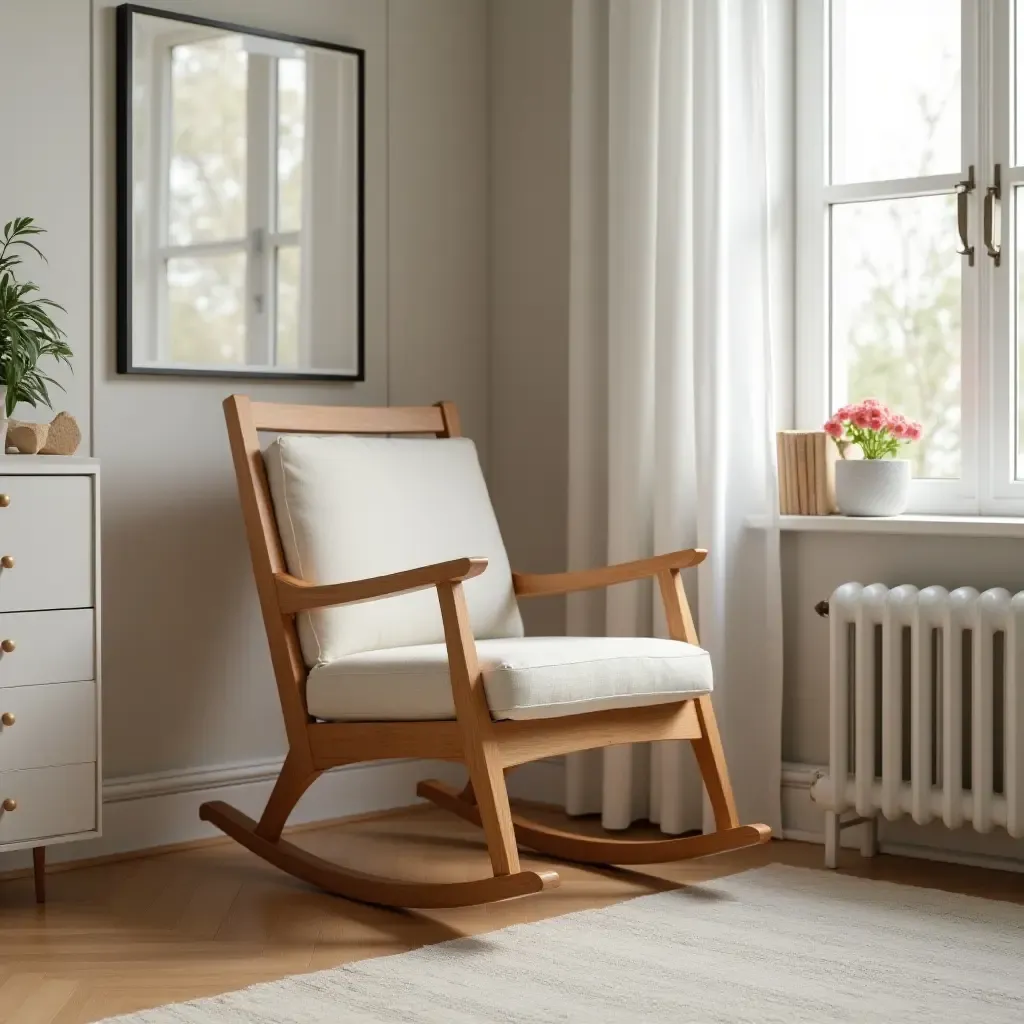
[835,457,911,517]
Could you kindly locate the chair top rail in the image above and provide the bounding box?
[246,399,448,436]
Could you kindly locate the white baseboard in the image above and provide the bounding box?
[6,754,1017,876]
[0,755,567,874]
[781,761,1024,873]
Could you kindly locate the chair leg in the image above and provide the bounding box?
[691,696,740,830]
[255,751,321,841]
[436,580,521,877]
[462,741,521,876]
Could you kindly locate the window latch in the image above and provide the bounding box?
[955,165,975,267]
[984,164,1001,267]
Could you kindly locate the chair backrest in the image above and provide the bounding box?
[224,397,522,707]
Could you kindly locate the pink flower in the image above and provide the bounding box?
[889,415,908,439]
[836,405,854,421]
[862,398,882,410]
[905,421,923,442]
[824,418,844,438]
[868,409,886,431]
[853,409,872,429]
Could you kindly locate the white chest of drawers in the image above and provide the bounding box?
[0,458,100,902]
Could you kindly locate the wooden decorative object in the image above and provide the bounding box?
[776,430,837,515]
[8,421,48,455]
[200,396,771,910]
[8,411,82,456]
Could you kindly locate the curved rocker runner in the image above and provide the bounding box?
[200,395,771,910]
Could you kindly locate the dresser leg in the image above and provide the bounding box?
[33,846,45,904]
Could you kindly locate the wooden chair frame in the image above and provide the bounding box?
[199,396,770,908]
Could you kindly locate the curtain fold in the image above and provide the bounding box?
[565,0,784,836]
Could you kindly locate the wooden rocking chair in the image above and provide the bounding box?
[199,396,770,909]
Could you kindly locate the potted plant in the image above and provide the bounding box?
[0,217,72,450]
[824,400,923,516]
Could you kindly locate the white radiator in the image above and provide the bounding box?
[810,582,1024,867]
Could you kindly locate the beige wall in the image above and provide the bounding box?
[0,0,92,443]
[1,0,489,781]
[488,0,573,636]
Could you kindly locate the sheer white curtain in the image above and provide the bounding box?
[565,0,784,835]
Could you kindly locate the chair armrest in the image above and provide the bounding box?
[512,548,706,599]
[274,557,488,614]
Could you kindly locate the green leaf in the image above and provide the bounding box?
[0,216,72,412]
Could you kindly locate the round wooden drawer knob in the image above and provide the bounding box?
[0,712,13,727]
[0,556,14,570]
[0,495,10,508]
[1,639,15,654]
[1,798,16,813]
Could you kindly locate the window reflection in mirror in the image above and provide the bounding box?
[118,7,363,379]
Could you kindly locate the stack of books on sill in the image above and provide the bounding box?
[776,430,838,515]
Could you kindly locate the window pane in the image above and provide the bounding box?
[832,195,961,479]
[167,251,246,365]
[276,245,301,366]
[169,35,247,245]
[831,0,960,184]
[277,57,306,234]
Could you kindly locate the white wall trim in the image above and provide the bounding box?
[0,755,566,874]
[6,756,1018,876]
[103,757,290,803]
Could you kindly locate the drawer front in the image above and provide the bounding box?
[0,476,93,611]
[0,680,96,771]
[0,609,94,688]
[0,762,96,845]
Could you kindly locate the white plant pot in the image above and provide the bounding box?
[835,458,911,517]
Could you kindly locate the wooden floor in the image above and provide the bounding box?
[1,804,1021,1024]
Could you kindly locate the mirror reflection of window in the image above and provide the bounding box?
[124,10,362,378]
[167,32,248,367]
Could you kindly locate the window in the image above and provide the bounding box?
[797,0,1024,513]
[136,26,306,369]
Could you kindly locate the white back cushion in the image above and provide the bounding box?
[264,434,524,665]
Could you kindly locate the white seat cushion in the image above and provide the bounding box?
[264,434,523,664]
[306,636,713,722]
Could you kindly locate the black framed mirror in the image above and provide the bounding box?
[115,4,365,380]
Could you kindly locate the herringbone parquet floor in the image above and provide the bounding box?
[1,805,1020,1023]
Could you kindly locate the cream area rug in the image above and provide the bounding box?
[101,865,1023,1023]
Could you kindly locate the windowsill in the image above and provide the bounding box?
[771,514,1024,539]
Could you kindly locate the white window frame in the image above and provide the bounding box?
[795,0,1024,515]
[147,29,301,368]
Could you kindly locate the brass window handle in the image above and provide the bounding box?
[984,164,1001,266]
[956,165,975,266]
